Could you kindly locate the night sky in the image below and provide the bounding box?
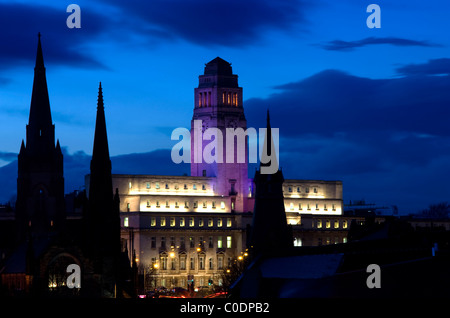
[1,0,450,213]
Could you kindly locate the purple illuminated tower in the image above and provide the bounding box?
[190,57,250,212]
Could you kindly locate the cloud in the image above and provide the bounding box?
[0,151,17,162]
[0,3,112,71]
[396,58,450,76]
[99,0,309,47]
[317,37,441,51]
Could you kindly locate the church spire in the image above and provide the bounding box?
[27,33,54,153]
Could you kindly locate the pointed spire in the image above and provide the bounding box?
[28,32,53,150]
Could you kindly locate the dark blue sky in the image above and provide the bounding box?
[1,0,450,213]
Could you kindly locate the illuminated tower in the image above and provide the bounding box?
[191,57,249,211]
[16,33,64,242]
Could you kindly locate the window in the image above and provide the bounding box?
[290,203,294,210]
[161,217,166,227]
[208,218,213,227]
[316,203,319,210]
[202,184,206,190]
[317,219,322,228]
[184,184,188,190]
[180,237,185,249]
[217,236,223,249]
[199,256,205,270]
[161,237,166,249]
[299,203,302,210]
[332,204,336,211]
[189,237,194,248]
[190,257,195,270]
[161,256,167,270]
[203,201,207,208]
[209,258,213,270]
[180,217,185,227]
[288,187,292,192]
[189,217,194,227]
[334,220,339,228]
[217,218,222,227]
[193,184,197,190]
[324,204,327,211]
[218,257,223,269]
[202,170,206,177]
[226,236,232,248]
[165,184,169,189]
[151,217,156,227]
[326,220,331,229]
[221,201,225,209]
[227,218,232,227]
[297,187,300,192]
[170,236,176,247]
[146,200,150,207]
[170,217,175,227]
[146,182,150,189]
[184,201,189,208]
[156,182,160,189]
[128,182,132,189]
[314,187,318,193]
[126,203,130,212]
[175,201,179,208]
[180,257,186,270]
[151,237,156,249]
[165,201,169,208]
[343,220,348,229]
[294,237,302,247]
[307,204,311,210]
[305,187,309,193]
[199,93,202,107]
[193,201,198,208]
[124,217,129,227]
[199,218,204,227]
[156,201,160,208]
[212,201,216,209]
[209,236,214,248]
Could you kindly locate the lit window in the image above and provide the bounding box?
[146,182,150,189]
[317,219,322,228]
[156,182,160,189]
[199,93,202,107]
[221,201,225,209]
[226,236,232,248]
[199,218,204,227]
[294,237,302,247]
[124,217,129,227]
[222,92,226,104]
[227,218,232,227]
[129,182,132,189]
[290,203,294,210]
[127,203,130,212]
[151,217,156,226]
[161,217,166,227]
[217,218,222,227]
[189,217,194,227]
[180,217,185,227]
[170,217,175,227]
[208,218,213,227]
[334,220,339,228]
[193,184,197,190]
[343,237,348,243]
[217,236,223,249]
[326,220,331,228]
[343,220,348,229]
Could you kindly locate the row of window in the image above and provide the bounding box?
[153,254,233,271]
[285,186,319,194]
[287,202,337,211]
[123,216,233,228]
[128,182,209,191]
[315,219,348,229]
[150,235,232,250]
[142,200,226,210]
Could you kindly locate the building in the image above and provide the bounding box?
[114,57,345,292]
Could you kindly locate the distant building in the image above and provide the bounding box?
[114,57,346,291]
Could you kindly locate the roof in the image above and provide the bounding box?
[204,57,233,76]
